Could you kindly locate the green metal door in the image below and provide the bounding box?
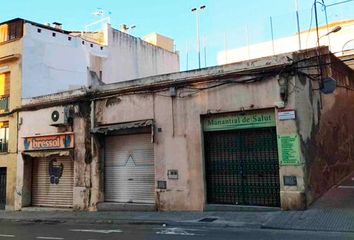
[204,127,280,207]
[0,168,6,209]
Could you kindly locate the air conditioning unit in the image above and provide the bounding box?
[49,107,71,126]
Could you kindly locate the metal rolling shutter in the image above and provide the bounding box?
[32,157,73,207]
[105,134,155,204]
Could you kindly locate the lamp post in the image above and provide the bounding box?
[191,5,206,69]
[314,1,321,49]
[320,26,342,39]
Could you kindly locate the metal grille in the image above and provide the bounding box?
[204,127,280,207]
[0,168,6,209]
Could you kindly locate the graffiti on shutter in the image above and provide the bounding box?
[48,159,64,184]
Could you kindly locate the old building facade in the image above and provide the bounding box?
[15,48,354,211]
[0,17,179,210]
[0,20,22,210]
[16,90,92,209]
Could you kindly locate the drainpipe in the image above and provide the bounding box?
[90,99,95,210]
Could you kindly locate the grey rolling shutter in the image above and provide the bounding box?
[32,157,73,207]
[105,134,155,204]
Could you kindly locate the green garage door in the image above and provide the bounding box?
[204,127,280,207]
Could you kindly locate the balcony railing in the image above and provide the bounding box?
[0,97,9,113]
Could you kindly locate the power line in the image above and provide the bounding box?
[326,0,354,7]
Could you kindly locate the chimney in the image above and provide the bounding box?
[52,22,62,30]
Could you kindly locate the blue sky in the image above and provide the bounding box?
[1,0,353,70]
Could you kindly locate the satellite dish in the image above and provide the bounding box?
[320,76,336,94]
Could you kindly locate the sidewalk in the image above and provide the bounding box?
[0,209,279,228]
[263,172,354,232]
[262,208,354,232]
[2,173,354,232]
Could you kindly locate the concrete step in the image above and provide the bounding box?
[97,202,156,211]
[205,204,280,212]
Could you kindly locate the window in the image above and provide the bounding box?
[0,122,9,152]
[0,73,10,112]
[0,73,10,96]
[0,20,23,43]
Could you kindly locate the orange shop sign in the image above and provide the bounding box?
[23,133,74,151]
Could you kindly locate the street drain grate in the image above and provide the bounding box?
[198,217,218,222]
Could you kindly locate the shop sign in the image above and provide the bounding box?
[277,134,301,165]
[23,133,74,151]
[203,111,275,132]
[278,109,296,120]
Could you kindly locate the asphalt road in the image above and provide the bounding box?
[0,221,353,240]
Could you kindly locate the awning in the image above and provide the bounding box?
[91,119,154,135]
[22,150,73,158]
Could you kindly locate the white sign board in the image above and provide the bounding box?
[278,110,296,120]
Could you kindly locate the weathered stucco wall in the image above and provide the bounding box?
[17,107,61,209]
[295,51,354,206]
[95,74,286,211]
[16,104,94,210]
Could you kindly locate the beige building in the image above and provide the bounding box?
[16,47,354,211]
[143,33,175,52]
[0,19,23,210]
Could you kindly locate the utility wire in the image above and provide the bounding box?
[326,0,354,7]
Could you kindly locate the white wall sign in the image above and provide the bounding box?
[278,110,296,120]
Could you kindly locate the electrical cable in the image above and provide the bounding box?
[91,47,354,100]
[326,0,354,7]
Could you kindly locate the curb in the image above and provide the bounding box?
[0,218,167,225]
[260,224,354,233]
[0,217,263,229]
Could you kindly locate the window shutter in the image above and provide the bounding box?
[0,73,9,96]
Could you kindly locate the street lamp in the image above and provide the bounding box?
[320,26,342,39]
[191,5,206,69]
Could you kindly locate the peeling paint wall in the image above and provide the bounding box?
[14,49,352,211]
[16,104,93,210]
[295,50,354,206]
[93,50,354,211]
[95,75,285,211]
